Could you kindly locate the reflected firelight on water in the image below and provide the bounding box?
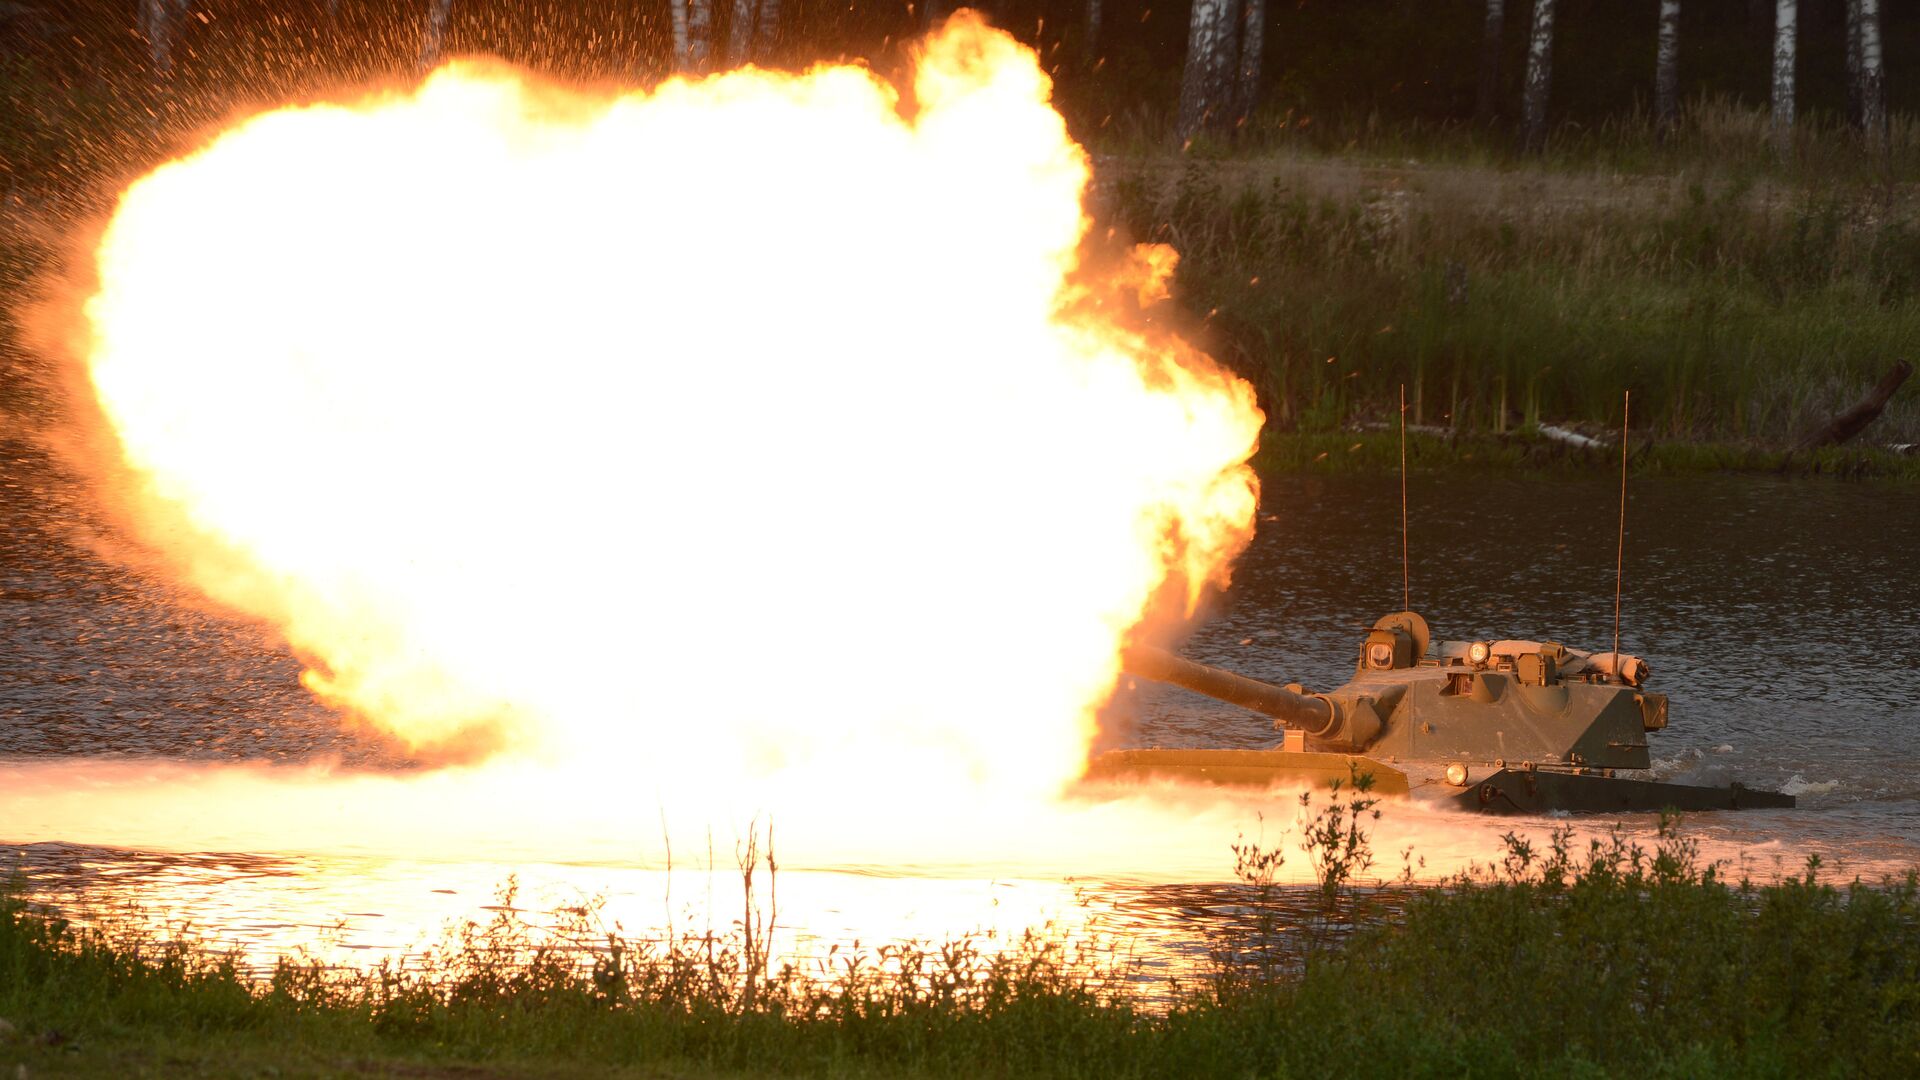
[4,845,1224,989]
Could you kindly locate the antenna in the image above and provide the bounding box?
[1613,390,1630,658]
[1400,383,1410,614]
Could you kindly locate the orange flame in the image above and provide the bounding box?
[75,16,1261,820]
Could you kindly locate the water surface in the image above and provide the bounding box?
[5,449,1917,973]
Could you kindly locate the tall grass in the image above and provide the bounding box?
[1101,128,1920,447]
[5,787,1918,1077]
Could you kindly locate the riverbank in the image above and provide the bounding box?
[4,822,1917,1078]
[1098,142,1920,456]
[1257,430,1920,479]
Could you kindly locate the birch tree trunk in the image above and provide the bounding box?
[1235,0,1266,120]
[670,0,691,71]
[1520,0,1555,153]
[727,0,757,66]
[1772,0,1796,155]
[754,0,780,59]
[1086,0,1102,58]
[138,0,190,78]
[1476,0,1504,121]
[1846,0,1864,127]
[688,0,713,72]
[1176,0,1241,141]
[418,0,453,71]
[1655,1,1680,132]
[1855,0,1886,151]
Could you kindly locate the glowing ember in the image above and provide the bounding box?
[73,15,1259,825]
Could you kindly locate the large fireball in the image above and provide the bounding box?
[76,15,1261,823]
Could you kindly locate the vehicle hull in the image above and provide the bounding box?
[1085,748,1795,813]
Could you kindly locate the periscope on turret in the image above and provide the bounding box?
[1088,612,1792,813]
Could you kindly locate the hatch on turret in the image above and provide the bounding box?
[1359,611,1429,673]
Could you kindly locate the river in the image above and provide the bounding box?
[4,447,1917,979]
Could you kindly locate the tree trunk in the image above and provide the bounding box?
[1236,0,1266,121]
[418,0,453,71]
[688,0,713,72]
[1846,0,1864,127]
[1177,0,1241,142]
[1856,0,1886,152]
[1796,360,1912,450]
[1086,0,1102,59]
[1772,0,1796,155]
[727,0,757,66]
[754,0,780,59]
[1520,0,1555,152]
[670,0,691,71]
[1655,1,1680,131]
[1476,0,1505,122]
[138,0,190,78]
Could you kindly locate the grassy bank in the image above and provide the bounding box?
[14,147,1918,479]
[5,820,1918,1078]
[1102,133,1920,454]
[1257,430,1920,479]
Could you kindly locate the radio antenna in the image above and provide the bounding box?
[1400,383,1410,614]
[1613,390,1630,658]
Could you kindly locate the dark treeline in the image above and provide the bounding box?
[5,1,1920,193]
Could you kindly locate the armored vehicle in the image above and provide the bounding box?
[1087,612,1793,813]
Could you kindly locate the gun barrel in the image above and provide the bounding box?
[1120,645,1334,735]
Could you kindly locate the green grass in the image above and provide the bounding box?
[5,799,1919,1078]
[1106,143,1920,453]
[1257,431,1920,479]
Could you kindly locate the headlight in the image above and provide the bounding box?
[1467,641,1490,666]
[1445,762,1470,787]
[1367,642,1394,668]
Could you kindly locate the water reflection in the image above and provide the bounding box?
[0,841,1269,994]
[4,450,1919,974]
